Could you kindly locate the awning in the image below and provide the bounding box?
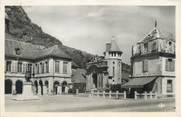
[122,77,157,88]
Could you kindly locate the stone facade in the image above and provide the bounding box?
[86,40,131,91]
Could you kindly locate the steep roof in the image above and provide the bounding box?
[5,38,71,60]
[108,40,122,53]
[72,68,86,83]
[138,21,175,43]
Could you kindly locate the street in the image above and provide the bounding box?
[5,95,175,112]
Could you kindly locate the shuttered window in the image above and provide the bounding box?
[152,42,157,52]
[63,62,68,74]
[23,63,26,73]
[144,43,148,52]
[27,64,32,73]
[143,60,148,72]
[55,61,60,73]
[165,59,175,71]
[17,62,22,72]
[167,80,173,93]
[45,61,49,73]
[42,63,44,73]
[6,61,11,72]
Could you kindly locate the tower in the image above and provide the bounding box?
[104,39,123,84]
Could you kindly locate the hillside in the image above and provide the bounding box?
[5,6,93,68]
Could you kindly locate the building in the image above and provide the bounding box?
[5,36,72,95]
[122,21,175,97]
[86,40,131,91]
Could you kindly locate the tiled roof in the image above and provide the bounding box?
[34,45,71,60]
[72,68,86,83]
[5,36,71,60]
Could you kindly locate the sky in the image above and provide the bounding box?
[23,6,175,64]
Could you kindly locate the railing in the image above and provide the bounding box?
[134,91,157,100]
[82,90,127,99]
[134,91,175,100]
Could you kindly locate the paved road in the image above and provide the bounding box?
[5,95,175,112]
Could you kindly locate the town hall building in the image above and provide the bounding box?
[5,35,72,95]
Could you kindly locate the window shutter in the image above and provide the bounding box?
[165,59,169,71]
[143,60,148,72]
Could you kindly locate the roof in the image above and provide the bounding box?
[5,37,71,60]
[5,39,42,60]
[109,40,122,52]
[138,21,175,43]
[72,68,86,83]
[122,77,156,88]
[34,45,71,60]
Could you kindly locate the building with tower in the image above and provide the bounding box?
[86,40,131,91]
[122,21,175,97]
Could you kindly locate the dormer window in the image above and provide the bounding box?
[15,48,21,55]
[169,41,172,46]
[144,43,148,52]
[152,42,157,52]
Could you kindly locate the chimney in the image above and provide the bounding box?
[106,43,111,51]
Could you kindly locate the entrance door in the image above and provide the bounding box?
[16,80,23,94]
[5,79,12,94]
[92,73,98,88]
[54,81,60,94]
[39,80,43,95]
[62,81,67,93]
[34,80,38,94]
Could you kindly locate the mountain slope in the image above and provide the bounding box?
[5,6,93,68]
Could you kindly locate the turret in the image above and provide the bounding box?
[104,39,123,84]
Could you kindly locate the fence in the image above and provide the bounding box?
[75,89,174,100]
[134,91,157,100]
[88,90,126,99]
[134,91,175,100]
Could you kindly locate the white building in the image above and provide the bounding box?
[122,21,175,98]
[5,36,72,95]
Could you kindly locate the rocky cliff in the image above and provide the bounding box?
[5,6,93,68]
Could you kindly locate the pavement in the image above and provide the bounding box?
[5,95,175,112]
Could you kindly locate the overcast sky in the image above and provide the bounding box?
[23,6,175,64]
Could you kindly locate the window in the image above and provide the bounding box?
[114,53,116,57]
[55,61,60,73]
[37,64,39,74]
[143,60,148,72]
[165,59,175,71]
[169,41,172,46]
[39,63,42,73]
[167,80,173,93]
[23,63,26,73]
[63,62,68,74]
[42,63,44,73]
[113,66,115,77]
[35,64,38,74]
[6,61,11,72]
[17,62,22,72]
[144,43,148,52]
[27,64,32,73]
[152,42,157,52]
[45,61,49,73]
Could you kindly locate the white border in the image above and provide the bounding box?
[0,0,181,117]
